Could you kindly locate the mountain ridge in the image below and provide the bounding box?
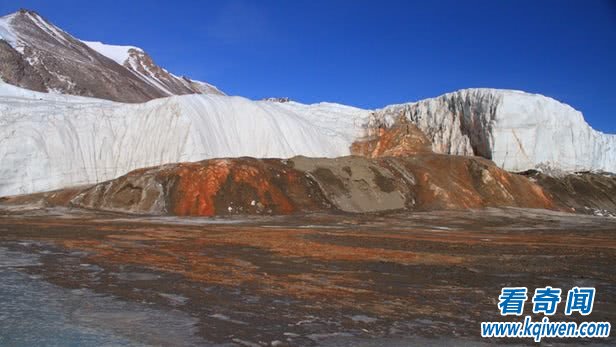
[0,9,223,102]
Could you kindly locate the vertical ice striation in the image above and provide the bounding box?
[376,89,616,173]
[0,82,368,196]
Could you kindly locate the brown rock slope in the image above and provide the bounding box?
[521,170,616,217]
[71,158,331,215]
[63,154,555,216]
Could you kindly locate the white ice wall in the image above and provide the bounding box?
[377,89,616,173]
[0,82,368,196]
[1,83,614,196]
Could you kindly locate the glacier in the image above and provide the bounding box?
[0,81,368,196]
[377,89,616,173]
[0,81,614,197]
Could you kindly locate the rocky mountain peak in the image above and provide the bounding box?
[17,8,39,15]
[0,8,223,102]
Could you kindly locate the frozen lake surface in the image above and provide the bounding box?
[0,247,207,347]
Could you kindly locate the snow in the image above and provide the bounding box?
[0,13,18,46]
[1,82,614,197]
[0,80,102,102]
[81,40,142,65]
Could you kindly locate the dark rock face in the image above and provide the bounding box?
[0,9,222,102]
[521,171,616,217]
[70,158,332,215]
[0,40,46,92]
[119,48,224,97]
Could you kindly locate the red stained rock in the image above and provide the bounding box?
[351,116,433,158]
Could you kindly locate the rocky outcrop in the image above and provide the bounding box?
[521,171,616,217]
[64,154,555,216]
[0,39,47,92]
[5,154,616,217]
[69,158,332,215]
[115,47,224,97]
[0,9,222,102]
[262,97,291,103]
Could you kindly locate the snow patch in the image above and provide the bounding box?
[0,13,18,46]
[81,40,143,65]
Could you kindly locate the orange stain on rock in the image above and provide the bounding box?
[351,118,433,158]
[171,160,231,216]
[165,159,303,216]
[231,163,295,214]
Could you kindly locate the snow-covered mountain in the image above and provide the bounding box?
[0,9,223,102]
[81,40,223,96]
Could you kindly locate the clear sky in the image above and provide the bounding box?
[1,0,615,133]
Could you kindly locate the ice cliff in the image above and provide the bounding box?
[1,82,614,196]
[0,82,367,196]
[376,88,616,173]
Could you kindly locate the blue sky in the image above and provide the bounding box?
[1,0,615,133]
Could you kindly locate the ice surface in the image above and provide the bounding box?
[0,81,369,196]
[0,247,206,346]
